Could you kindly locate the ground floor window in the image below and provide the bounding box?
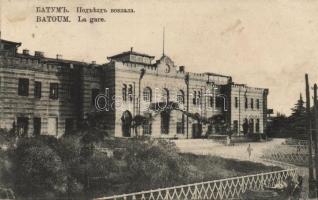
[65,118,74,134]
[176,114,185,134]
[249,119,254,134]
[256,119,260,133]
[142,113,152,135]
[17,117,28,137]
[142,123,152,135]
[48,117,58,136]
[33,117,41,136]
[233,120,238,134]
[161,111,170,134]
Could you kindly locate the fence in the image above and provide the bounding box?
[284,138,308,146]
[94,169,297,200]
[262,143,310,166]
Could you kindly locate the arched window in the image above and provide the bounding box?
[177,90,185,104]
[122,84,127,101]
[143,87,152,102]
[161,88,169,102]
[128,84,133,102]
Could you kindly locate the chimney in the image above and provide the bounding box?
[179,66,185,72]
[130,47,133,52]
[22,49,29,55]
[34,51,44,58]
[56,54,62,60]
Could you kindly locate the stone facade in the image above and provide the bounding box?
[0,39,268,138]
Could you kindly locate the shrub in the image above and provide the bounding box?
[10,138,67,199]
[123,138,193,192]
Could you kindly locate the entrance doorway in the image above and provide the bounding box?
[121,111,132,137]
[192,123,202,138]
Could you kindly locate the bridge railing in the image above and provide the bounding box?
[94,169,297,200]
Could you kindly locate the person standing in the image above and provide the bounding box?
[247,144,253,159]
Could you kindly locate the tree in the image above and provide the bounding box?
[288,94,306,136]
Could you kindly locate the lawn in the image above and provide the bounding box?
[181,153,282,183]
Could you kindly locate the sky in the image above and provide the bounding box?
[1,0,318,115]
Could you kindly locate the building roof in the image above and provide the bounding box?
[107,50,155,60]
[0,39,22,46]
[205,72,232,78]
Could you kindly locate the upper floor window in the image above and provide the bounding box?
[18,78,29,96]
[245,97,248,109]
[256,99,260,109]
[216,96,224,108]
[122,84,127,101]
[192,91,197,105]
[143,87,152,102]
[34,81,41,99]
[251,98,254,109]
[49,83,59,99]
[91,88,100,105]
[128,85,133,102]
[161,88,169,102]
[197,91,201,105]
[177,90,185,104]
[235,97,238,108]
[209,96,214,107]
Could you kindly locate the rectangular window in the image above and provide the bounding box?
[48,117,58,136]
[197,92,201,105]
[91,88,100,105]
[142,113,152,135]
[65,84,74,100]
[251,98,254,109]
[33,117,41,136]
[256,119,260,132]
[235,97,238,108]
[245,97,248,109]
[65,118,74,134]
[216,96,224,108]
[256,99,260,109]
[17,117,28,137]
[18,78,29,96]
[176,114,185,134]
[142,123,152,135]
[49,83,59,99]
[209,97,214,107]
[128,85,133,102]
[34,81,41,98]
[233,120,238,134]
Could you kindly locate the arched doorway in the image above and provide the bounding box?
[121,111,132,137]
[192,113,202,138]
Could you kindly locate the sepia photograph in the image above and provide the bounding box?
[0,0,317,199]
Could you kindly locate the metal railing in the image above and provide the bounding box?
[94,169,297,200]
[284,138,308,146]
[262,144,309,166]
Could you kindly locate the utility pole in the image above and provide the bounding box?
[313,83,318,196]
[305,74,315,198]
[185,73,189,139]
